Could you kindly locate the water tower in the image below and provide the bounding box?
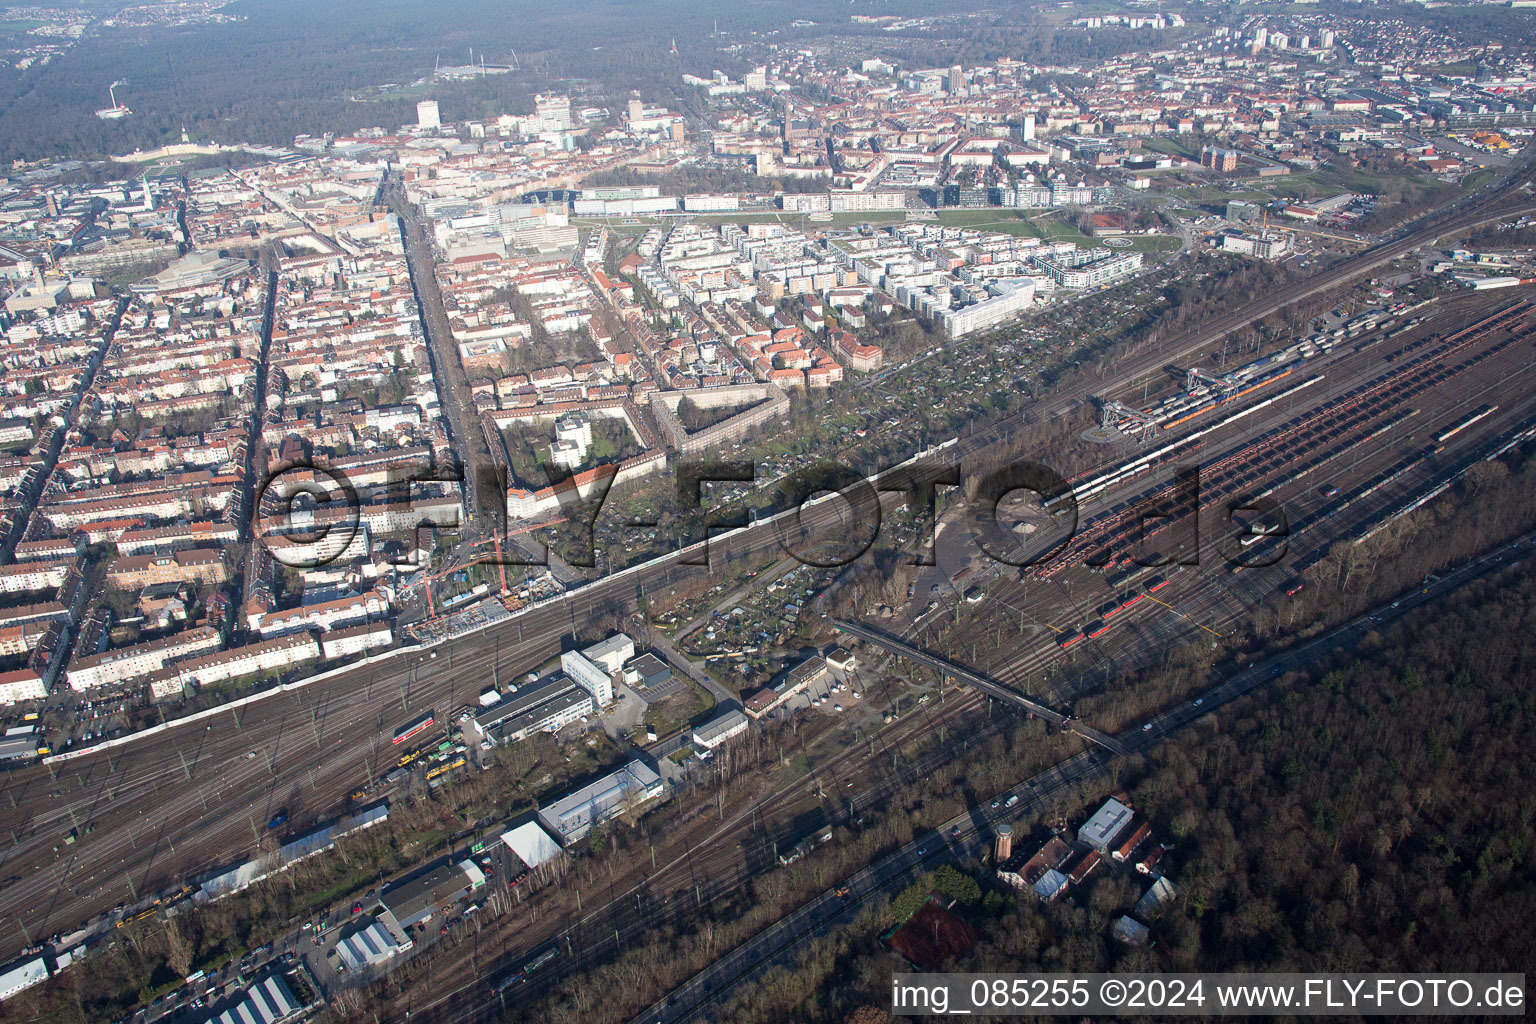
[994,822,1013,862]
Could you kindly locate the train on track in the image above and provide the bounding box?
[393,711,436,746]
[493,943,561,993]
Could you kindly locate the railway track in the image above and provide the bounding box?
[950,298,1536,692]
[6,150,1536,1003]
[1033,299,1536,581]
[392,689,1024,1024]
[420,285,1536,1022]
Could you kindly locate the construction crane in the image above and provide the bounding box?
[490,530,510,595]
[410,518,566,620]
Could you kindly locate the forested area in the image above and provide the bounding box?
[1353,176,1465,235]
[676,395,763,433]
[947,432,1536,746]
[8,0,1536,165]
[0,0,968,162]
[1467,223,1536,249]
[715,562,1536,1023]
[1387,1,1536,50]
[842,17,1200,72]
[442,703,1091,1024]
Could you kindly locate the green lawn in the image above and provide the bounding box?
[935,216,1050,237]
[1140,134,1201,160]
[929,208,1022,226]
[1120,234,1182,255]
[579,204,1156,249]
[1032,217,1096,245]
[1264,164,1444,201]
[1463,168,1496,190]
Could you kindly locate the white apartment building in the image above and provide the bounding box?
[253,591,389,638]
[0,559,73,595]
[550,412,592,471]
[0,669,47,705]
[937,279,1037,339]
[828,191,906,213]
[320,620,394,660]
[67,626,223,691]
[173,633,321,688]
[1033,251,1143,289]
[692,708,749,750]
[1222,232,1291,260]
[560,649,615,705]
[534,93,573,129]
[581,633,635,674]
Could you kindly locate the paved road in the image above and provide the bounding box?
[7,270,1520,972]
[635,529,1536,1024]
[390,180,495,530]
[649,632,737,708]
[6,152,1534,971]
[232,154,1536,1024]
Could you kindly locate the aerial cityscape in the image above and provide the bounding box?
[0,0,1532,1021]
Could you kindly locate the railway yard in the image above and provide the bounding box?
[4,150,1536,1024]
[382,280,1536,1024]
[5,267,1536,1024]
[6,6,1536,1021]
[964,292,1536,705]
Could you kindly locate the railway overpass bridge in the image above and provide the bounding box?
[830,618,1127,755]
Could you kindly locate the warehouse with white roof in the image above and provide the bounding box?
[0,955,47,1001]
[537,760,663,845]
[335,919,411,972]
[1077,797,1135,853]
[501,820,563,868]
[211,973,302,1024]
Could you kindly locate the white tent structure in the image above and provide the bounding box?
[501,821,562,868]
